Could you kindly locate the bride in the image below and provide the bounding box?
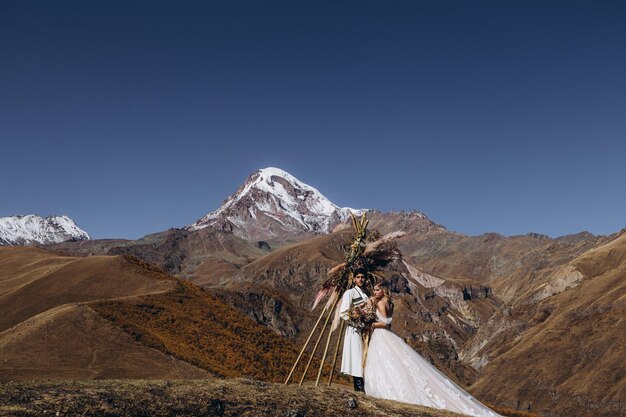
[364,279,502,417]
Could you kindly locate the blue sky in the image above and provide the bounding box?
[1,1,624,239]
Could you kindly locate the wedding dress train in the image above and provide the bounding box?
[364,312,501,417]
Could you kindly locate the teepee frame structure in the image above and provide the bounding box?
[284,213,372,387]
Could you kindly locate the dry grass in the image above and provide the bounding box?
[484,403,542,417]
[0,379,473,417]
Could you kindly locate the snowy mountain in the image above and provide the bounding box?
[187,167,365,241]
[0,215,91,245]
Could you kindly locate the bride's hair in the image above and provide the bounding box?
[376,279,393,306]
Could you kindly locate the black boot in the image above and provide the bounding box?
[353,376,364,392]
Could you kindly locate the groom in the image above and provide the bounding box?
[339,268,369,392]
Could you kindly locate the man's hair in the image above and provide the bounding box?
[353,268,368,276]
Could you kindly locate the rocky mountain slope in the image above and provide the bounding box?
[187,167,364,243]
[204,229,500,386]
[0,214,90,245]
[471,231,626,417]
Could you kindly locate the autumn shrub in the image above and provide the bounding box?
[91,277,327,383]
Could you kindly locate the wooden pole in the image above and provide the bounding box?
[362,331,371,369]
[284,303,328,385]
[298,298,336,386]
[327,319,345,386]
[315,298,341,386]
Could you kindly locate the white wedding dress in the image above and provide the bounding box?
[364,311,501,417]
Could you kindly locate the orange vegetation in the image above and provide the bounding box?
[91,257,318,382]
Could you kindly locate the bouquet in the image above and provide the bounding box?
[347,303,377,336]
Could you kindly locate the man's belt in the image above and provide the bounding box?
[352,296,365,306]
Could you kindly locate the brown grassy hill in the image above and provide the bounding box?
[0,304,208,380]
[0,247,307,383]
[0,246,176,332]
[470,231,626,417]
[0,246,205,380]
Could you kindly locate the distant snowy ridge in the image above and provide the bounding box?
[0,214,90,245]
[188,167,366,240]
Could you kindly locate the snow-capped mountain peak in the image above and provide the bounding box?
[187,167,366,240]
[0,214,91,245]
